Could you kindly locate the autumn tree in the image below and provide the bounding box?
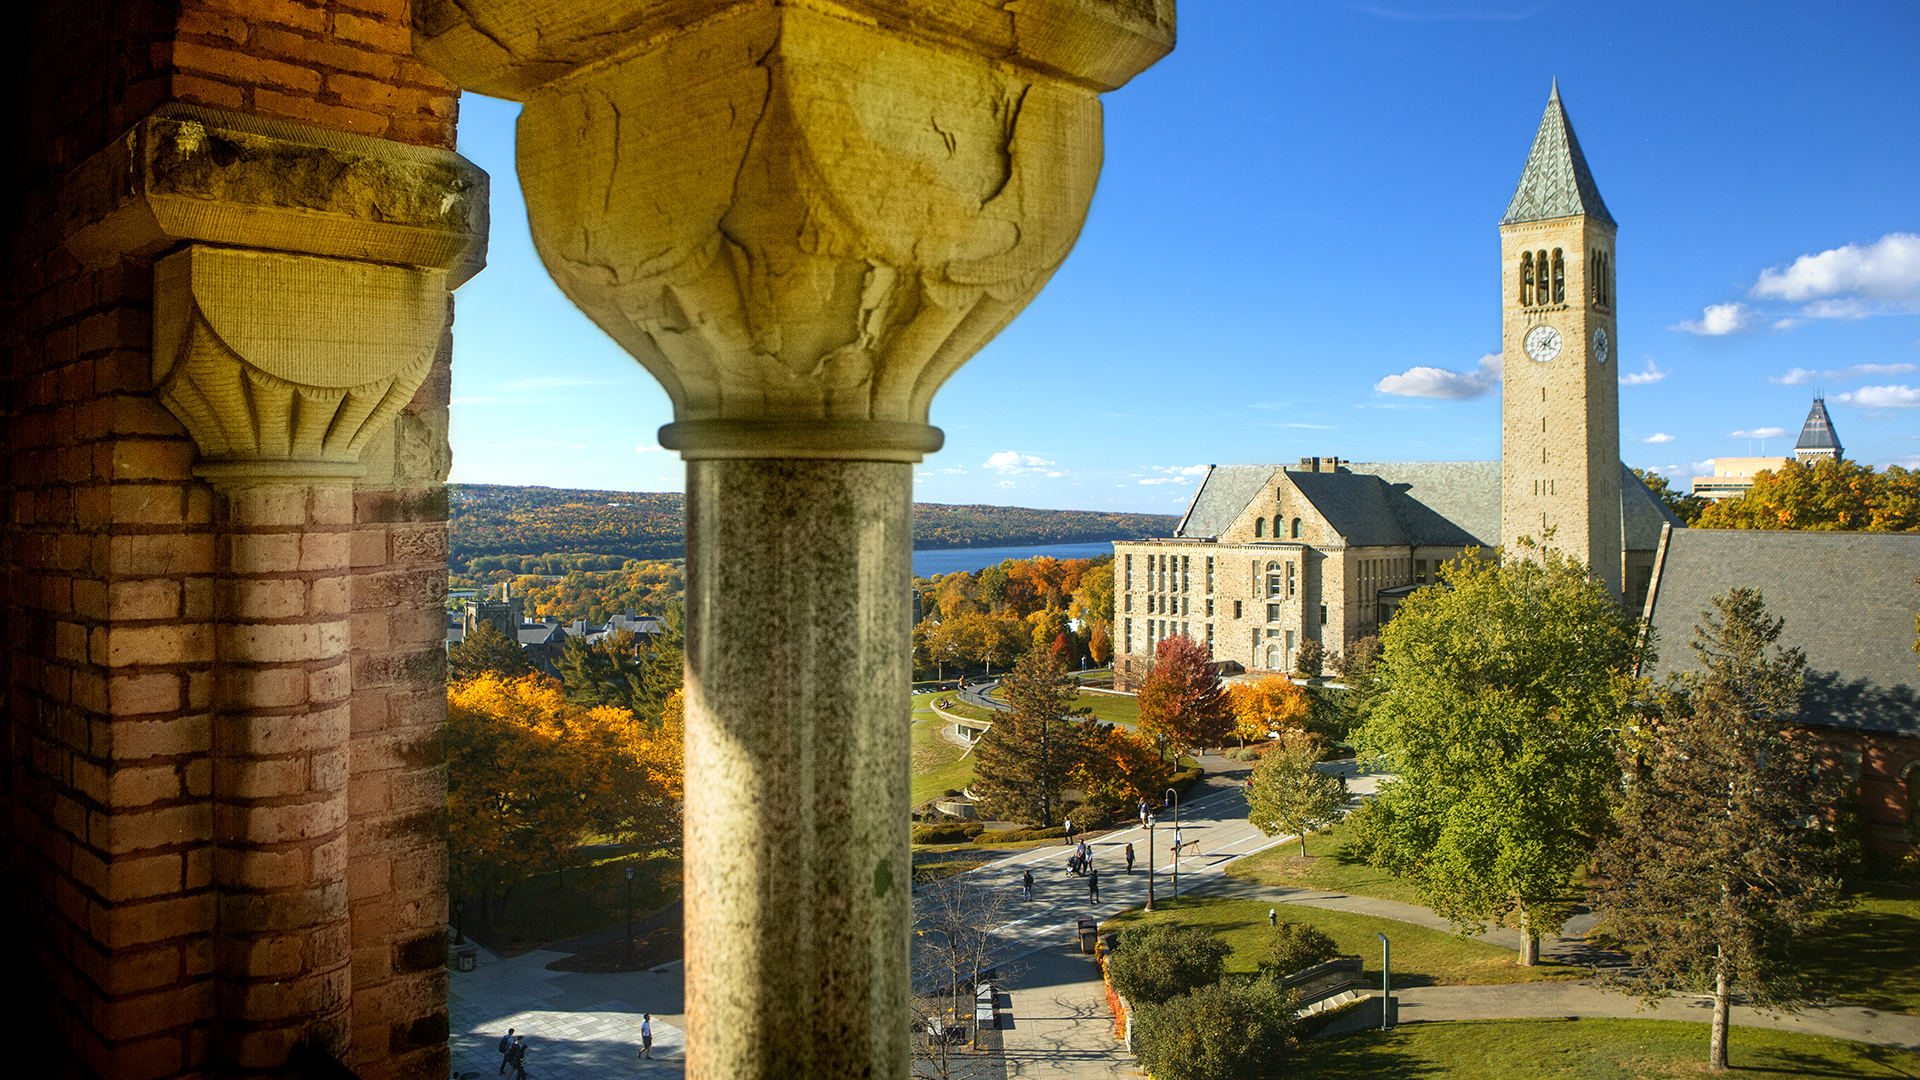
[971,651,1095,827]
[1088,621,1112,666]
[1227,675,1309,746]
[448,619,533,683]
[1072,724,1173,812]
[1354,541,1640,964]
[1696,458,1919,532]
[446,675,683,923]
[1247,731,1347,856]
[1136,635,1235,759]
[1071,557,1116,628]
[1590,589,1849,1071]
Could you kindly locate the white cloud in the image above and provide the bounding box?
[1802,298,1871,320]
[1833,384,1920,409]
[984,451,1063,477]
[1894,455,1920,469]
[1690,460,1716,476]
[996,480,1017,488]
[1137,465,1208,486]
[1673,302,1753,336]
[1619,358,1667,386]
[1771,318,1801,331]
[1638,433,1676,444]
[1374,352,1502,398]
[1752,232,1920,303]
[1728,427,1789,440]
[1771,362,1918,386]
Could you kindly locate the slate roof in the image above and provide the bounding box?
[1621,464,1685,550]
[1174,465,1275,538]
[1795,398,1843,453]
[1363,461,1503,548]
[1501,82,1616,228]
[1641,528,1920,735]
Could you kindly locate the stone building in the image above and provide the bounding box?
[2,3,1175,1078]
[1114,85,1681,688]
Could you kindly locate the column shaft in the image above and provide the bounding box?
[683,459,913,1080]
[210,480,356,1070]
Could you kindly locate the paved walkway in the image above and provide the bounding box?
[449,939,689,1078]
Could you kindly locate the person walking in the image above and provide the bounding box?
[1137,798,1148,825]
[1087,866,1100,904]
[1022,868,1034,901]
[639,1014,654,1060]
[497,1028,516,1074]
[508,1036,528,1080]
[1124,842,1135,875]
[1063,817,1075,847]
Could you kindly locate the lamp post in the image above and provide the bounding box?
[1144,813,1157,912]
[625,865,637,967]
[1165,787,1182,901]
[453,900,465,946]
[1377,932,1392,1031]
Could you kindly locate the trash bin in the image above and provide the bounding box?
[453,946,478,972]
[1077,918,1098,955]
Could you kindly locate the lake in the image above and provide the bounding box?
[912,541,1116,577]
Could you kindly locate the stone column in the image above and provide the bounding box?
[64,106,485,1074]
[414,4,1172,1075]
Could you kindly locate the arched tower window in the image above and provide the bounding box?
[1254,518,1264,538]
[1290,518,1301,538]
[1520,251,1534,306]
[1536,251,1549,305]
[1551,249,1565,304]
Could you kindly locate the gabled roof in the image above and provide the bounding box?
[1364,461,1503,548]
[1501,82,1615,228]
[1174,465,1276,539]
[1620,464,1684,550]
[1287,470,1407,547]
[1795,398,1843,452]
[1641,529,1919,735]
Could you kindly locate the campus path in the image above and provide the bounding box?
[448,940,688,1078]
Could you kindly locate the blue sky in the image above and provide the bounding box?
[447,1,1919,511]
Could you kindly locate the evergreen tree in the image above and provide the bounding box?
[970,651,1094,827]
[448,619,533,683]
[1590,589,1849,1071]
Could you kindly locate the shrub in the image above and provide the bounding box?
[1104,923,1230,1006]
[1132,978,1301,1080]
[1293,639,1325,678]
[1258,920,1341,981]
[974,825,1066,844]
[1065,804,1110,833]
[911,821,986,845]
[1168,765,1205,797]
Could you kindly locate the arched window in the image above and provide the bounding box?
[1266,561,1283,598]
[1290,518,1302,539]
[1264,645,1280,670]
[1536,251,1549,305]
[1520,251,1533,306]
[1254,518,1264,538]
[1551,249,1565,304]
[1590,251,1601,304]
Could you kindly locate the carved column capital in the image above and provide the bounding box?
[416,0,1172,460]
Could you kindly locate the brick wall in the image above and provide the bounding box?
[6,1,461,1075]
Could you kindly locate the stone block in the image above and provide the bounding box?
[220,619,350,664]
[91,803,213,856]
[102,623,214,667]
[107,579,182,621]
[108,714,212,760]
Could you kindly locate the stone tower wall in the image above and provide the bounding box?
[5,1,462,1076]
[1498,216,1622,596]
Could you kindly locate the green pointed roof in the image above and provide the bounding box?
[1795,397,1843,454]
[1501,81,1615,228]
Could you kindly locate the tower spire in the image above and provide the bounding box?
[1502,83,1614,227]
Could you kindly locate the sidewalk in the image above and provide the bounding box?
[997,944,1136,1079]
[449,939,689,1078]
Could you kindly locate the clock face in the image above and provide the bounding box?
[1523,324,1563,363]
[1593,327,1610,364]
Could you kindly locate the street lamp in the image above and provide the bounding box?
[1144,812,1157,912]
[452,899,465,946]
[1165,787,1182,901]
[625,865,637,966]
[1377,932,1392,1031]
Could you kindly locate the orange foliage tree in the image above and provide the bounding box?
[1227,675,1310,745]
[1136,635,1236,759]
[1072,724,1174,811]
[447,674,683,921]
[1696,459,1919,532]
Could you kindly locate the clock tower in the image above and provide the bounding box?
[1499,81,1622,597]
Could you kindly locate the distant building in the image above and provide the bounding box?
[1690,397,1845,501]
[447,581,665,676]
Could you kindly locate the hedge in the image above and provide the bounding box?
[912,821,986,845]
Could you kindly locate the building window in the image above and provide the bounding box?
[1319,604,1327,625]
[1273,516,1282,538]
[1124,554,1131,590]
[1206,599,1215,617]
[1206,623,1214,647]
[1267,603,1280,622]
[1265,644,1279,669]
[1124,594,1132,613]
[1124,619,1131,653]
[1234,600,1243,619]
[1182,622,1189,638]
[1182,556,1190,593]
[1266,561,1283,598]
[1415,558,1428,584]
[1206,556,1214,593]
[1520,250,1534,306]
[1285,629,1295,670]
[1254,517,1264,538]
[1287,561,1296,597]
[1551,248,1565,304]
[1183,597,1190,616]
[1291,518,1301,539]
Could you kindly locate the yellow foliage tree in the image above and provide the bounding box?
[447,674,683,921]
[1072,724,1174,811]
[1228,675,1310,745]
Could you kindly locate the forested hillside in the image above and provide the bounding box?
[449,484,1177,571]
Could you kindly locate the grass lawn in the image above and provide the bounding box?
[470,852,681,955]
[1797,881,1920,1014]
[1297,1018,1920,1079]
[911,715,976,807]
[1072,690,1141,727]
[1225,815,1425,908]
[1103,896,1582,987]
